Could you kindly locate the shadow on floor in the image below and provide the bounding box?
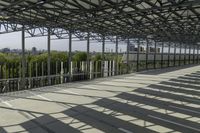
[1,68,200,133]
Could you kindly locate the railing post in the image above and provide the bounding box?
[36,62,38,77]
[41,62,44,86]
[90,61,93,79]
[60,62,64,84]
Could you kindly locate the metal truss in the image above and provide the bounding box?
[0,0,200,45]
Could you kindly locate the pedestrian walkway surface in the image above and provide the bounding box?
[0,65,200,133]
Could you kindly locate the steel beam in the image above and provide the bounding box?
[1,0,200,44]
[168,42,171,67]
[127,38,130,73]
[198,45,199,64]
[21,24,26,90]
[115,36,118,75]
[146,39,149,70]
[184,45,186,65]
[68,31,72,81]
[189,44,191,64]
[154,41,157,69]
[193,45,195,64]
[161,42,164,68]
[137,39,140,72]
[179,43,182,66]
[174,43,176,66]
[101,36,105,77]
[47,28,51,85]
[87,32,90,78]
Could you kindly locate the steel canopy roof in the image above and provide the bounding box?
[0,0,200,45]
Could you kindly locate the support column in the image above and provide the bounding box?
[193,45,195,64]
[21,25,26,90]
[174,43,176,66]
[161,42,164,68]
[179,43,182,66]
[115,36,118,75]
[189,45,191,64]
[184,45,186,65]
[101,36,105,77]
[68,31,72,81]
[154,41,157,69]
[137,39,140,72]
[146,39,149,70]
[47,28,51,85]
[168,42,171,67]
[86,32,90,79]
[127,38,130,73]
[197,45,199,64]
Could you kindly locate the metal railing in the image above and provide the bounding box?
[0,56,199,93]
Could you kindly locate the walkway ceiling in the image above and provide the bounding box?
[0,0,200,45]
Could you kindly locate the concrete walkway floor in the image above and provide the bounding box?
[0,65,200,133]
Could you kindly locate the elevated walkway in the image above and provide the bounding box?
[0,65,200,133]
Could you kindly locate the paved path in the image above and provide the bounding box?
[0,65,200,133]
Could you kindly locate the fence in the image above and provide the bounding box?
[0,60,127,93]
[123,53,200,72]
[1,52,199,93]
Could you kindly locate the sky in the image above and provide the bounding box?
[0,31,195,54]
[0,31,126,52]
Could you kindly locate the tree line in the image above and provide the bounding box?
[0,51,122,64]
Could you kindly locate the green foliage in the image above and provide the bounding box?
[0,53,7,62]
[92,53,102,61]
[29,51,68,63]
[0,51,124,79]
[73,52,87,62]
[51,51,68,62]
[0,53,20,63]
[29,53,48,62]
[0,51,122,64]
[104,53,114,60]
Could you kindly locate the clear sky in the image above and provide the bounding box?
[0,31,126,52]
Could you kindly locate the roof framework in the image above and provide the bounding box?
[0,0,200,45]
